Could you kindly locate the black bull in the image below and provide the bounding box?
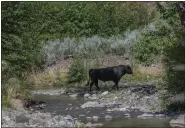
[86,65,133,92]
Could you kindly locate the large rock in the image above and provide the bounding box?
[58,120,66,127]
[81,101,104,108]
[170,114,185,128]
[10,99,24,110]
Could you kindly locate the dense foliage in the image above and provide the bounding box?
[2,2,154,78]
[2,2,185,110]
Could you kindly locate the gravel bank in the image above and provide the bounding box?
[2,109,84,127]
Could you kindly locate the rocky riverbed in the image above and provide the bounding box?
[63,82,164,113]
[2,109,85,127]
[2,82,185,127]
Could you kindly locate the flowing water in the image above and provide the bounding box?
[32,94,172,127]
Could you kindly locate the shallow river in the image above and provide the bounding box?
[32,94,172,127]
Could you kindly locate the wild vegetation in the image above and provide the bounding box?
[2,1,185,111]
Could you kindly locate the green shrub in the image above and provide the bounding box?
[68,56,87,83]
[133,20,178,66]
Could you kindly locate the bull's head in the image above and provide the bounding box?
[125,65,133,74]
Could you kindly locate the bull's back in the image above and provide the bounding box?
[95,68,115,81]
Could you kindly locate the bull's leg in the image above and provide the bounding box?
[116,81,119,89]
[90,81,95,92]
[113,80,119,89]
[95,80,100,91]
[112,84,116,89]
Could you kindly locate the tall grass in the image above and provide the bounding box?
[2,77,31,108]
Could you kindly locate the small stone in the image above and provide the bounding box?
[119,107,127,111]
[90,97,98,100]
[79,114,85,117]
[106,109,112,112]
[125,113,131,118]
[53,115,60,121]
[105,115,112,121]
[90,94,98,100]
[114,96,118,100]
[137,113,154,118]
[85,122,92,127]
[86,117,92,121]
[69,107,72,110]
[66,121,73,127]
[64,115,73,120]
[70,94,77,98]
[155,114,166,118]
[101,91,109,96]
[84,93,90,98]
[92,94,97,97]
[93,116,99,121]
[75,107,79,109]
[145,96,150,99]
